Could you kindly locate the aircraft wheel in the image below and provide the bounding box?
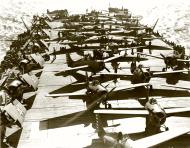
[104,102,112,109]
[43,54,50,61]
[162,68,166,72]
[149,85,153,91]
[108,104,112,109]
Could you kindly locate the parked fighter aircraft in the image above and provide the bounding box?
[18,53,45,75]
[0,99,27,147]
[46,77,150,109]
[55,52,126,75]
[84,35,134,44]
[95,63,190,84]
[94,126,190,148]
[108,29,136,36]
[1,73,38,104]
[137,51,190,71]
[80,48,148,64]
[94,97,190,134]
[127,18,159,36]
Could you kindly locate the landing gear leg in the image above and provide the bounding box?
[131,49,134,55]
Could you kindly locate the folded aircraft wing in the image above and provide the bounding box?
[3,99,27,126]
[133,127,190,148]
[46,91,86,97]
[45,14,53,21]
[21,74,39,90]
[55,65,89,76]
[153,69,190,76]
[30,53,45,68]
[0,75,9,87]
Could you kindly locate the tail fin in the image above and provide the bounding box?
[66,53,74,67]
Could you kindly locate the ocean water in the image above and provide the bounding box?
[0,0,190,61]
